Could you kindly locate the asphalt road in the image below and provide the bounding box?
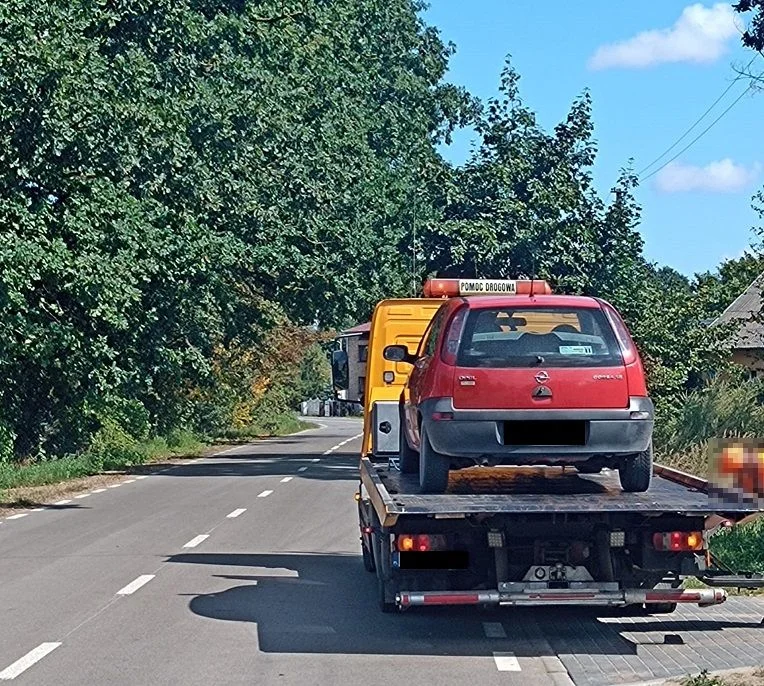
[1,417,764,686]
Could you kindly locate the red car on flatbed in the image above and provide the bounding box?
[384,279,654,494]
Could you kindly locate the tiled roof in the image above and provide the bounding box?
[716,274,764,349]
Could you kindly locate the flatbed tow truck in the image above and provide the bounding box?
[333,279,764,613]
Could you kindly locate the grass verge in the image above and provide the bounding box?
[0,414,315,506]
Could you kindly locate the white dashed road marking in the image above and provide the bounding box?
[53,500,72,505]
[257,490,273,498]
[124,479,136,484]
[227,508,246,518]
[183,535,209,549]
[74,494,90,499]
[6,514,28,520]
[107,484,121,489]
[135,475,148,480]
[311,458,320,463]
[298,467,308,472]
[493,652,521,672]
[482,622,507,639]
[0,642,62,680]
[117,575,155,596]
[92,488,107,493]
[280,477,293,483]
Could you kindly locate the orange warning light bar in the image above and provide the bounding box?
[422,278,552,298]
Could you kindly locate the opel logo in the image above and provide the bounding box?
[535,370,549,384]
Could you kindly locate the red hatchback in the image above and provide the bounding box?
[384,282,654,494]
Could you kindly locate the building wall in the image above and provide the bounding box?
[339,333,368,403]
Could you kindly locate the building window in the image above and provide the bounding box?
[359,344,368,362]
[358,376,366,397]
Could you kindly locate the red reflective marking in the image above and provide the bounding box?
[645,591,701,602]
[421,594,481,605]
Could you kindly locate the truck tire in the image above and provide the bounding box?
[419,424,450,494]
[619,445,653,492]
[362,537,376,573]
[398,406,419,474]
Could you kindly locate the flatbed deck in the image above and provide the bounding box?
[360,457,761,526]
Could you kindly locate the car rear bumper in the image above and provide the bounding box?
[421,397,653,464]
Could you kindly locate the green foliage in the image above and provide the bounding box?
[681,671,729,686]
[655,376,764,475]
[0,0,471,462]
[711,517,764,574]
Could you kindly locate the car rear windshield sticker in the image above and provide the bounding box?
[559,345,593,355]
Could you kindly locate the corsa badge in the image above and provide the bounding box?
[458,375,476,386]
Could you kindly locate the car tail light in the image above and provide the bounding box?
[441,306,468,365]
[652,531,704,551]
[396,534,447,552]
[599,300,638,366]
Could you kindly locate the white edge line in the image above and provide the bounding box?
[311,458,320,462]
[74,494,90,499]
[0,642,62,680]
[31,508,45,512]
[53,499,72,505]
[493,652,521,672]
[226,508,246,518]
[6,513,28,520]
[92,488,107,493]
[135,475,148,480]
[280,477,293,483]
[124,479,136,484]
[257,490,274,498]
[107,484,121,489]
[117,574,155,596]
[183,534,209,548]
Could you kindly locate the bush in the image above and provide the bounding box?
[655,375,764,475]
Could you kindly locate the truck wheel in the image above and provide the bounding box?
[398,407,419,474]
[619,445,653,492]
[649,603,677,615]
[419,424,450,494]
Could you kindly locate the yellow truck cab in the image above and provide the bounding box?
[331,297,442,459]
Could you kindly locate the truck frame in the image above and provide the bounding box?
[357,457,764,613]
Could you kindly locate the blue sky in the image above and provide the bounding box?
[422,1,762,277]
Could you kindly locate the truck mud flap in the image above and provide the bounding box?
[698,573,764,589]
[397,588,727,608]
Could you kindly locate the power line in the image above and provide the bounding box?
[636,55,758,178]
[640,82,755,182]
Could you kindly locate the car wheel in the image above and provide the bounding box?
[619,445,653,492]
[398,406,419,474]
[419,424,450,494]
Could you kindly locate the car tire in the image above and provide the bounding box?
[419,424,450,494]
[398,406,419,474]
[619,445,653,492]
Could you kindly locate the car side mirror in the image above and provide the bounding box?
[383,345,416,365]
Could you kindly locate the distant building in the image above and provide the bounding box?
[715,274,764,376]
[335,322,370,403]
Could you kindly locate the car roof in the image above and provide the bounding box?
[457,294,602,309]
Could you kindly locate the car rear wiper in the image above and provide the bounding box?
[535,355,545,365]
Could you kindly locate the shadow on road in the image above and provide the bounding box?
[147,456,359,481]
[167,551,758,659]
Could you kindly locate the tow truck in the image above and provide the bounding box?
[332,278,764,613]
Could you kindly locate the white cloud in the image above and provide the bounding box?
[589,3,738,70]
[654,159,760,193]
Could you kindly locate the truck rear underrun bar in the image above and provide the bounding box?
[397,588,727,608]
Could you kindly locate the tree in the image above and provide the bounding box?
[735,1,764,52]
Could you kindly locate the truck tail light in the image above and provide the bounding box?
[396,534,447,552]
[441,306,468,365]
[652,531,704,551]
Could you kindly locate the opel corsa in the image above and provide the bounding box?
[384,279,654,494]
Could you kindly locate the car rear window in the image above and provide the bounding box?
[456,306,624,368]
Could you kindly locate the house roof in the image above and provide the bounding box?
[716,273,764,349]
[339,322,370,337]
